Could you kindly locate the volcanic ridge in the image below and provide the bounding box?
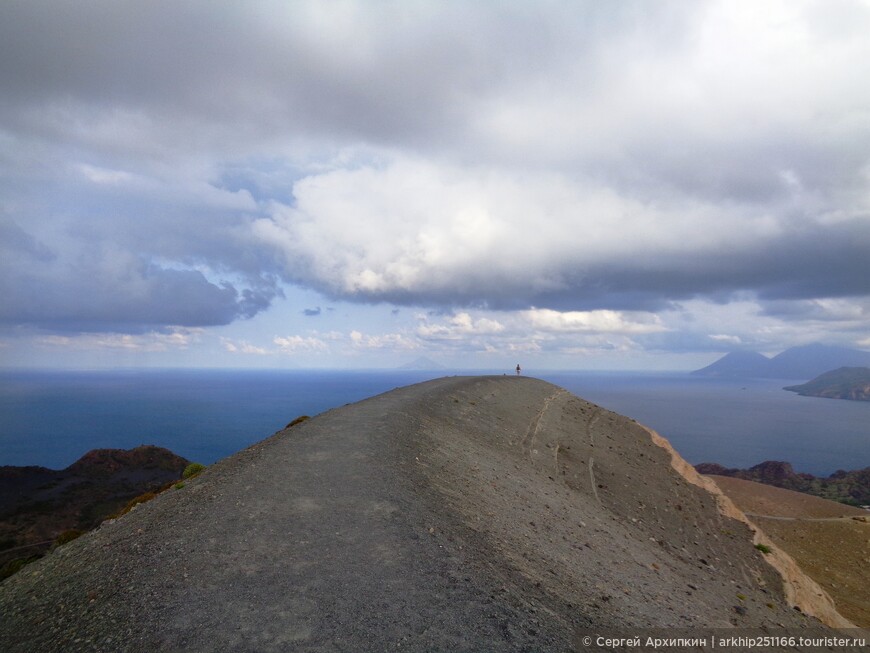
[0,376,858,651]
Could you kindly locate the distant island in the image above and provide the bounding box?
[399,356,445,370]
[695,460,870,507]
[692,343,870,379]
[784,367,870,402]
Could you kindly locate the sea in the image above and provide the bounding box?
[1,369,868,476]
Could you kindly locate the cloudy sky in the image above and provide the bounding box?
[2,0,869,370]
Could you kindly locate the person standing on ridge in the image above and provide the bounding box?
[516,364,521,376]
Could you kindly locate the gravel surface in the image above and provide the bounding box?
[0,376,839,651]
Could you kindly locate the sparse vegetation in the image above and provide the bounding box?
[53,529,84,547]
[286,415,310,429]
[755,543,772,554]
[174,482,186,490]
[182,463,206,479]
[1,555,40,581]
[113,491,158,518]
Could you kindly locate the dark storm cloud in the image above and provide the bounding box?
[1,1,869,342]
[0,1,497,148]
[0,231,281,332]
[0,153,282,332]
[561,217,870,308]
[0,1,698,156]
[0,220,55,263]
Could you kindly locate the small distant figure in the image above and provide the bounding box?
[516,364,521,376]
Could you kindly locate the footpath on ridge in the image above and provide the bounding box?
[0,376,845,652]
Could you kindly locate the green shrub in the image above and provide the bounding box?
[174,482,186,490]
[755,543,772,554]
[182,463,206,479]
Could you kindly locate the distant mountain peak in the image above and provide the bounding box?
[399,356,444,370]
[691,350,770,377]
[694,344,870,380]
[768,344,870,379]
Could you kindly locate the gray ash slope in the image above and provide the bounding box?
[0,377,833,652]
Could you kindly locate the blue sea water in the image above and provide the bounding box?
[0,369,438,470]
[1,369,867,476]
[543,372,870,477]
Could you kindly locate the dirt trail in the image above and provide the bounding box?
[744,514,863,522]
[0,377,846,652]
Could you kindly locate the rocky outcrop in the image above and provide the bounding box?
[695,461,870,506]
[0,445,189,575]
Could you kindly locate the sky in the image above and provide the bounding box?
[1,0,869,370]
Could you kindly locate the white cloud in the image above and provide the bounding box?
[522,308,667,335]
[254,159,689,301]
[416,312,505,340]
[349,330,418,351]
[709,334,743,345]
[34,328,201,352]
[408,308,666,359]
[506,341,543,354]
[273,334,329,353]
[655,296,870,353]
[221,337,269,355]
[77,163,137,185]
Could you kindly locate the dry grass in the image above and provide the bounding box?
[708,475,866,518]
[753,516,870,626]
[708,475,870,626]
